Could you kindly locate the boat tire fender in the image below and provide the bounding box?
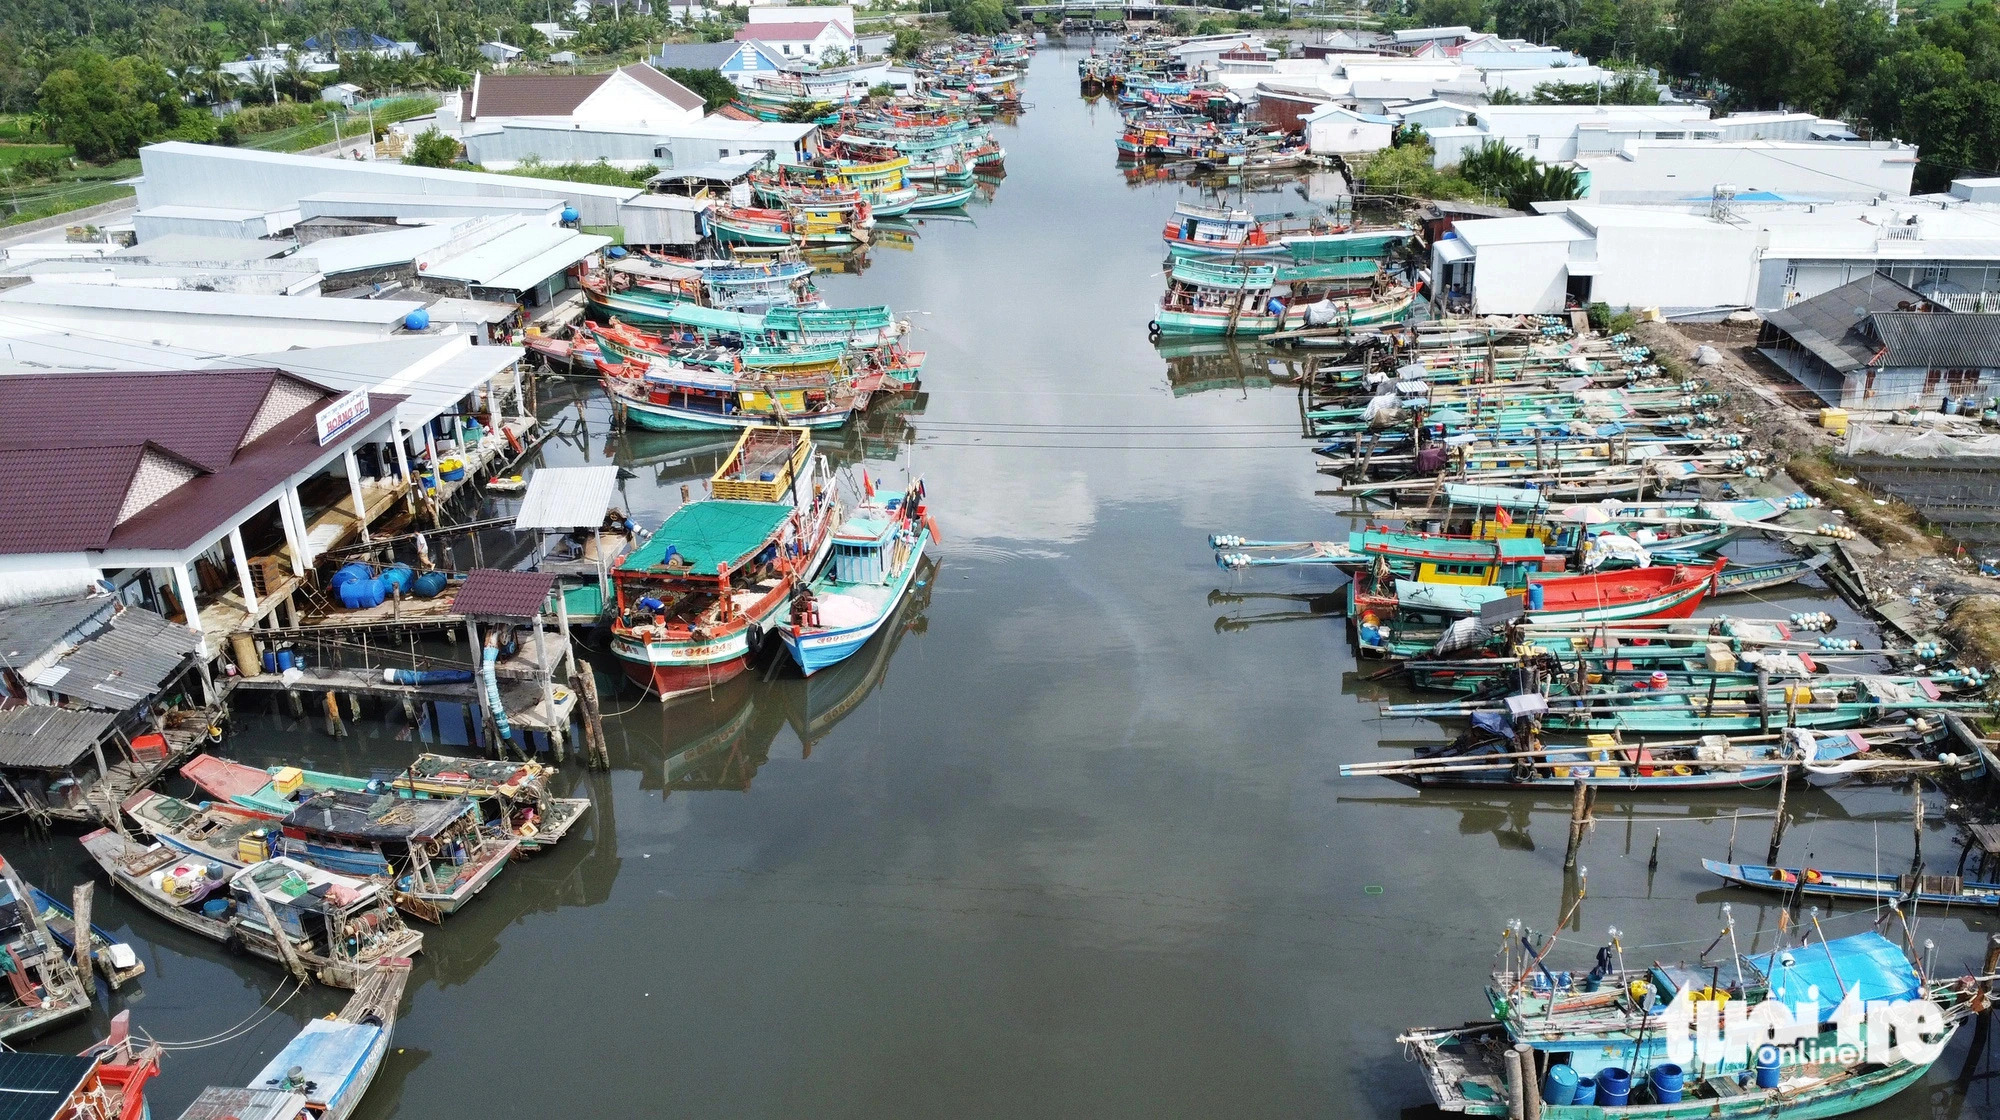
[1147,320,1161,339]
[222,930,246,956]
[745,623,766,662]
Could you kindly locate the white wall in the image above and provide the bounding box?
[748,4,855,31]
[1471,239,1572,313]
[1307,115,1393,155]
[1586,221,1761,309]
[572,71,702,125]
[5,304,403,350]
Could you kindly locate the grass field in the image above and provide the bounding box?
[238,95,439,153]
[0,143,69,169]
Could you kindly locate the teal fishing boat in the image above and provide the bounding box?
[1152,256,1414,336]
[1704,858,2000,908]
[776,476,935,675]
[1400,929,1974,1117]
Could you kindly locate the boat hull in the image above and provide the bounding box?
[777,531,929,675]
[1153,291,1415,336]
[619,394,853,431]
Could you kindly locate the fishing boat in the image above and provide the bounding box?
[598,351,866,432]
[1159,202,1395,257]
[148,765,516,921]
[712,199,873,247]
[179,754,590,852]
[80,830,422,988]
[1705,857,2000,907]
[241,957,410,1120]
[1347,719,1965,790]
[776,475,935,675]
[1152,256,1415,337]
[0,856,91,1042]
[1399,929,1974,1117]
[28,884,144,990]
[609,426,841,699]
[0,1013,159,1120]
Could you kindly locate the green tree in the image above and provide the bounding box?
[948,0,1008,33]
[778,98,833,122]
[890,28,925,59]
[818,47,850,68]
[665,66,738,111]
[1486,86,1525,105]
[1507,162,1586,209]
[1705,0,1885,114]
[405,126,461,167]
[34,49,183,161]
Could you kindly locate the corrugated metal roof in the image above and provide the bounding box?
[114,235,299,262]
[295,222,463,275]
[0,596,114,663]
[423,227,609,293]
[0,1053,98,1120]
[1762,275,1935,374]
[0,283,421,324]
[451,569,555,618]
[0,706,114,769]
[29,608,196,710]
[239,337,522,428]
[514,466,621,530]
[1869,310,2000,368]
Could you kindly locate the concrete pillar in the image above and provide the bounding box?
[276,492,307,577]
[392,427,417,514]
[171,562,203,635]
[512,365,525,421]
[229,527,260,617]
[343,447,372,544]
[487,382,501,439]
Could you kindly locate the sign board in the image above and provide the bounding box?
[315,389,371,446]
[1479,593,1527,624]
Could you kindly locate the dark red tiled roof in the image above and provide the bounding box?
[451,569,556,619]
[0,370,405,557]
[620,63,704,112]
[0,370,298,470]
[0,444,144,553]
[714,103,759,122]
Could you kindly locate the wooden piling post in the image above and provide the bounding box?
[1564,777,1588,871]
[1648,828,1661,870]
[1766,763,1790,865]
[70,883,92,990]
[574,664,609,769]
[1516,1042,1542,1120]
[1756,668,1770,733]
[1956,933,2000,1084]
[323,691,347,738]
[1504,1046,1525,1120]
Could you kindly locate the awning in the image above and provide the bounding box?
[514,466,622,531]
[26,608,196,710]
[1565,260,1601,276]
[1433,236,1473,265]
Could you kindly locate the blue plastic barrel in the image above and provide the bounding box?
[1527,582,1545,611]
[275,650,293,671]
[382,563,414,594]
[1650,1064,1684,1104]
[1571,1076,1596,1107]
[413,570,449,599]
[202,899,230,918]
[1598,1068,1631,1106]
[339,576,386,609]
[261,650,277,673]
[1541,1064,1578,1106]
[330,562,374,592]
[1755,1046,1781,1089]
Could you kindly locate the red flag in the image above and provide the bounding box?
[862,470,875,499]
[1495,504,1513,529]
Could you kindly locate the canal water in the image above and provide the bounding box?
[13,42,1997,1120]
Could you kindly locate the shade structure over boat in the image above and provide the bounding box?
[250,1019,382,1110]
[513,465,622,531]
[622,500,793,576]
[1749,931,1921,1021]
[1558,504,1616,524]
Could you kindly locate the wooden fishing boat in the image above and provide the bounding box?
[1159,201,1349,257]
[776,476,934,675]
[1408,561,1723,627]
[28,884,144,990]
[239,957,411,1120]
[609,427,840,699]
[1152,256,1415,337]
[0,856,91,1042]
[0,1013,160,1120]
[149,766,516,920]
[1400,929,1974,1117]
[712,200,873,247]
[180,754,589,852]
[1704,858,2000,908]
[80,830,422,988]
[598,354,864,432]
[1714,553,1830,595]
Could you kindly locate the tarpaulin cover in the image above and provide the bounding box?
[252,1020,380,1109]
[1750,931,1921,1021]
[621,500,791,577]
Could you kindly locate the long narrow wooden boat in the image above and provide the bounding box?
[1153,256,1415,337]
[599,358,863,432]
[1704,858,2000,908]
[0,856,91,1042]
[28,884,144,991]
[180,754,588,852]
[243,957,411,1120]
[80,830,422,988]
[609,427,840,699]
[1399,929,1975,1116]
[713,200,873,247]
[776,477,934,675]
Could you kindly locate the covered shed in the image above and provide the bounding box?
[1756,274,2000,409]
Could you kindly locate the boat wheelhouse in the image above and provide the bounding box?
[1159,201,1349,257]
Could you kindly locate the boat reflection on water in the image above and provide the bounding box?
[1208,587,1346,633]
[645,557,937,795]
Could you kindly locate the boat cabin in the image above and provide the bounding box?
[273,789,513,913]
[228,857,410,962]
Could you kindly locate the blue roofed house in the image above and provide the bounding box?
[302,30,422,59]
